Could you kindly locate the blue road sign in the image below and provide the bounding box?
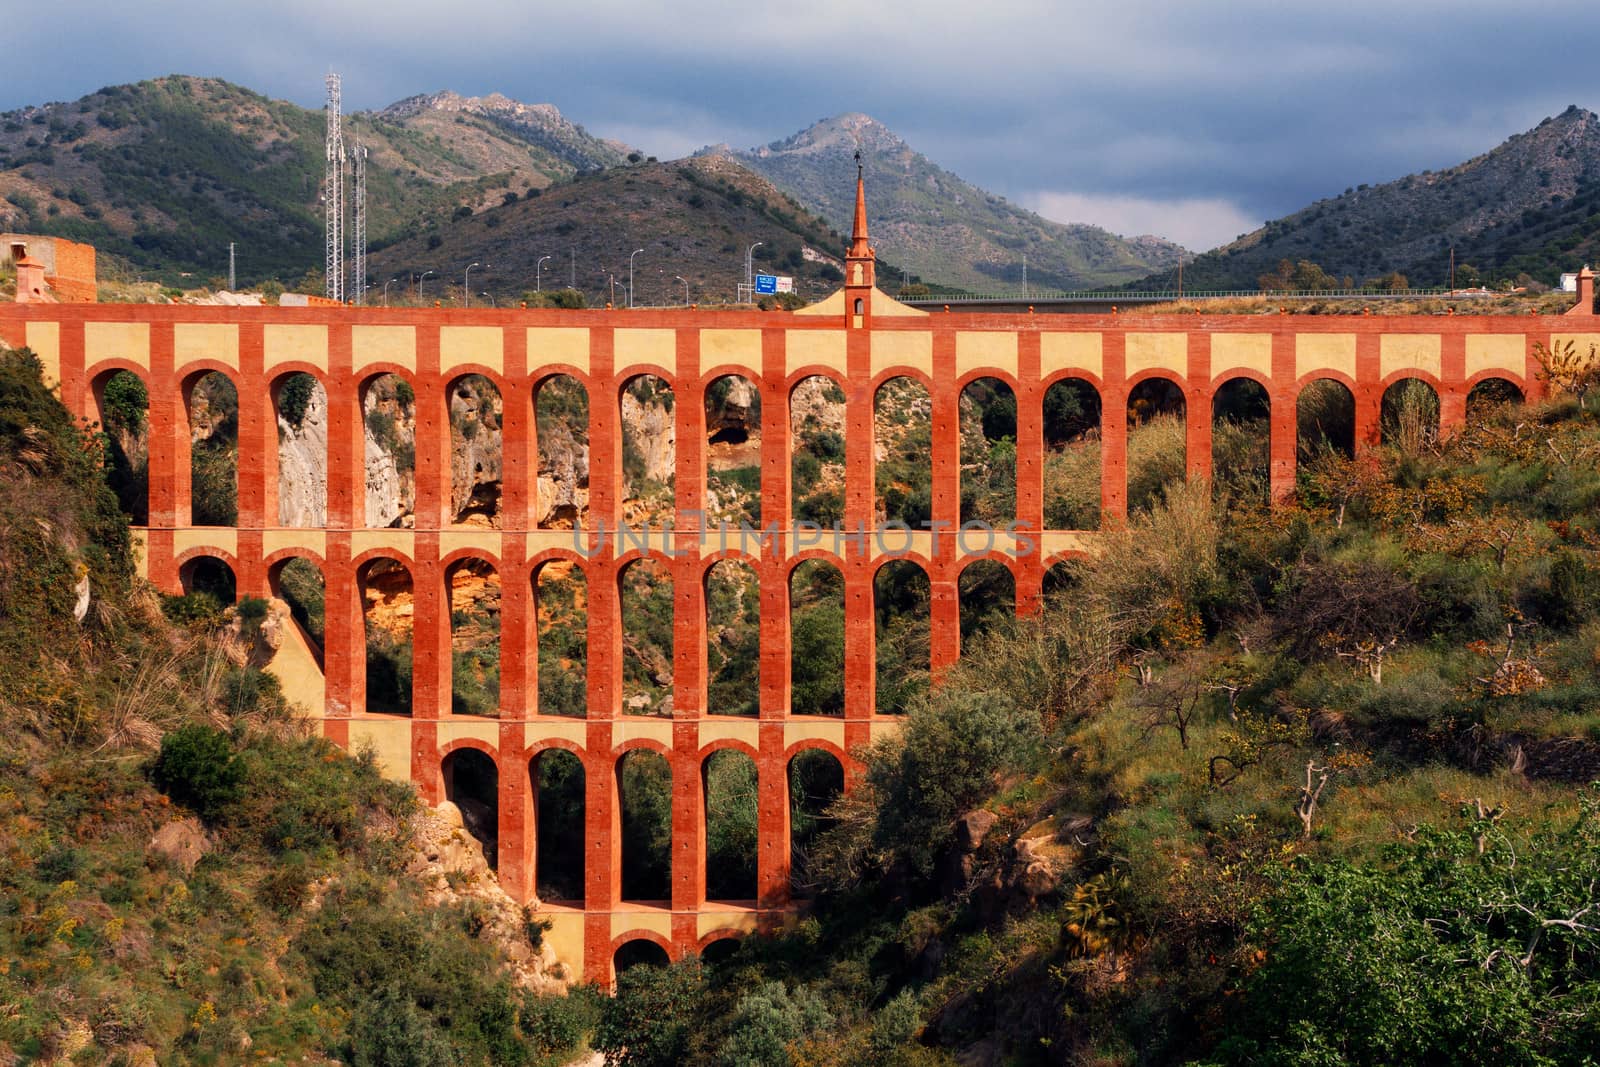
[754,274,778,295]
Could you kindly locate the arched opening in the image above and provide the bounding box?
[700,937,741,968]
[1042,377,1101,530]
[1126,378,1187,514]
[620,557,674,716]
[874,559,930,715]
[1381,378,1440,455]
[705,559,759,717]
[621,375,676,527]
[448,374,503,527]
[1467,378,1524,417]
[448,558,501,718]
[178,555,236,606]
[1042,560,1082,602]
[442,748,498,870]
[788,749,844,895]
[362,373,416,528]
[705,375,761,526]
[359,558,413,715]
[534,374,590,529]
[789,559,844,716]
[960,377,1017,524]
[1296,379,1355,461]
[618,750,672,902]
[532,749,585,903]
[1211,378,1271,506]
[959,559,1015,651]
[614,939,670,976]
[874,377,932,528]
[704,749,758,902]
[534,560,588,717]
[790,375,848,527]
[268,556,326,662]
[93,369,148,524]
[186,371,238,527]
[273,372,327,527]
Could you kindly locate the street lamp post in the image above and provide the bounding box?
[628,248,644,309]
[464,262,481,307]
[383,277,399,307]
[418,269,436,303]
[537,255,551,293]
[676,275,689,305]
[745,242,763,302]
[480,291,494,307]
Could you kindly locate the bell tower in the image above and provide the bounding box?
[844,151,875,325]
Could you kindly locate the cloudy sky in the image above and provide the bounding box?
[4,1,1590,251]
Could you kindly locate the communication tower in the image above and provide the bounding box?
[352,136,368,305]
[324,73,345,303]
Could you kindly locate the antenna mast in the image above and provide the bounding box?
[353,135,368,305]
[324,73,345,303]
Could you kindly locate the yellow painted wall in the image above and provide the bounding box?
[26,322,60,388]
[85,322,150,371]
[1125,332,1186,377]
[173,323,237,372]
[789,329,848,376]
[1040,332,1102,380]
[869,331,930,377]
[1211,333,1272,380]
[1380,334,1442,380]
[956,331,1018,377]
[440,326,504,375]
[701,329,762,373]
[264,324,328,372]
[352,325,416,373]
[528,327,590,375]
[1295,333,1356,381]
[615,328,676,372]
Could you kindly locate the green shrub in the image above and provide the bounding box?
[277,372,317,430]
[596,959,705,1067]
[150,724,242,823]
[521,987,603,1056]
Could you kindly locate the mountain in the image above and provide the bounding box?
[1138,105,1600,291]
[709,113,1188,292]
[365,153,875,307]
[375,90,634,176]
[0,77,639,285]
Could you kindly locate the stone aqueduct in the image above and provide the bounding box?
[4,223,1597,981]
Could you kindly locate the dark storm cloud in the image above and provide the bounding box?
[5,1,1590,250]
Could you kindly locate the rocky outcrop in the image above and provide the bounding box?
[620,383,676,487]
[408,802,568,993]
[363,376,415,528]
[535,416,590,528]
[277,381,327,527]
[449,375,504,525]
[147,817,213,874]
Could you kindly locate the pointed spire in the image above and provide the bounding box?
[849,150,871,256]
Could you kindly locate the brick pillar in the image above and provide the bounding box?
[843,324,877,717]
[324,536,361,719]
[1186,332,1212,483]
[1525,332,1550,403]
[1269,331,1298,503]
[326,325,358,530]
[412,539,452,719]
[234,327,268,598]
[586,331,621,722]
[1014,331,1044,612]
[1353,332,1382,450]
[674,329,707,721]
[499,731,533,904]
[756,720,790,909]
[671,729,706,913]
[1439,332,1467,438]
[587,728,620,911]
[501,328,533,533]
[1100,332,1127,522]
[758,329,790,718]
[57,321,87,430]
[929,331,961,671]
[413,337,449,531]
[500,539,532,719]
[146,322,181,591]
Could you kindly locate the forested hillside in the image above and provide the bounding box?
[0,345,598,1063]
[591,361,1600,1064]
[0,77,634,286]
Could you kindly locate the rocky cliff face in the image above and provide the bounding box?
[449,375,503,526]
[535,414,589,528]
[276,382,327,527]
[363,375,416,529]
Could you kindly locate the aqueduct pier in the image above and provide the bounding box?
[6,247,1598,981]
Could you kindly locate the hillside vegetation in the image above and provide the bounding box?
[0,345,598,1064]
[713,113,1188,292]
[0,77,633,286]
[1140,105,1600,291]
[366,154,878,309]
[593,378,1600,1064]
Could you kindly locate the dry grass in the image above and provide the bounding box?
[1136,291,1576,316]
